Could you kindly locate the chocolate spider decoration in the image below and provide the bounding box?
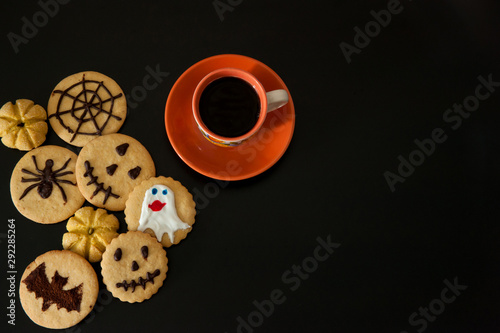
[19,156,76,203]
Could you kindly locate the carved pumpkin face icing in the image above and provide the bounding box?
[75,133,156,211]
[101,231,168,303]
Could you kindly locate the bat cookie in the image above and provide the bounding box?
[125,176,196,247]
[19,250,98,329]
[101,231,168,303]
[75,133,156,211]
[47,71,127,147]
[10,145,85,224]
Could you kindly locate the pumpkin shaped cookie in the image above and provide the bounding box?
[62,207,119,262]
[0,99,48,150]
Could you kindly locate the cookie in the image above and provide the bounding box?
[125,176,196,247]
[47,71,127,147]
[63,207,120,262]
[75,133,156,211]
[10,145,85,224]
[19,250,98,329]
[0,99,48,151]
[101,231,168,303]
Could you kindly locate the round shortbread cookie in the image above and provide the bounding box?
[75,133,156,211]
[47,71,127,147]
[125,176,196,247]
[10,145,85,224]
[101,231,168,303]
[19,250,99,329]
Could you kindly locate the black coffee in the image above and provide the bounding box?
[199,77,260,138]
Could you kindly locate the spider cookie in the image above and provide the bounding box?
[0,99,48,151]
[10,145,85,224]
[75,133,156,211]
[63,207,120,262]
[101,231,168,303]
[19,250,98,329]
[47,71,127,147]
[125,176,196,247]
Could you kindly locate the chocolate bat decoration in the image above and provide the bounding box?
[22,262,83,312]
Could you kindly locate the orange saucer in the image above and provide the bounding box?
[165,54,295,181]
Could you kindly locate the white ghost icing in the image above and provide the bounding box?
[138,185,191,243]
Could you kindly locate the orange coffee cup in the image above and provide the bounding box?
[192,68,289,147]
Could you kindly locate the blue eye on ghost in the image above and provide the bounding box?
[152,188,158,195]
[162,189,168,195]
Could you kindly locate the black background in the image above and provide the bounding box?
[1,0,500,332]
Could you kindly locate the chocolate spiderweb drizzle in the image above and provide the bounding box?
[83,161,120,204]
[49,74,123,142]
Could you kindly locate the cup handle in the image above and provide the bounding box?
[266,89,289,113]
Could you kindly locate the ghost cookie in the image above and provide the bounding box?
[10,145,85,224]
[47,71,127,147]
[75,133,156,211]
[125,176,196,247]
[101,231,168,303]
[19,250,99,329]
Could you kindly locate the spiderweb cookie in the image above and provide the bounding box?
[47,71,127,147]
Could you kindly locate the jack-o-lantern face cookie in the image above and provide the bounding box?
[47,71,127,147]
[101,231,168,303]
[19,250,99,329]
[125,176,196,247]
[75,133,156,211]
[10,145,85,224]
